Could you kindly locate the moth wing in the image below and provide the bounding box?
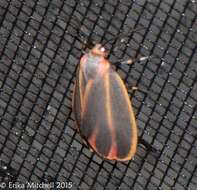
[73,66,86,128]
[80,69,137,161]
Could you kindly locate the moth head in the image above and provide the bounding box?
[90,44,108,58]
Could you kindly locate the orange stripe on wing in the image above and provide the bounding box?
[105,73,118,159]
[87,124,99,152]
[81,79,93,119]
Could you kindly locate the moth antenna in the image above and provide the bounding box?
[103,26,146,46]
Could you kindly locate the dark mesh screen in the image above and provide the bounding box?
[0,0,196,189]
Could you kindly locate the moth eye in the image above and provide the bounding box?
[100,47,105,52]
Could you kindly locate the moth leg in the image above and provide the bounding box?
[120,59,134,65]
[113,59,133,66]
[131,86,138,91]
[114,56,151,66]
[126,85,139,92]
[127,85,148,94]
[138,136,158,153]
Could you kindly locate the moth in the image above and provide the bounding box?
[72,44,138,161]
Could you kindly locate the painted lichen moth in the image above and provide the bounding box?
[72,43,138,161]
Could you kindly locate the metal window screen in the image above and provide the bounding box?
[0,0,196,189]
